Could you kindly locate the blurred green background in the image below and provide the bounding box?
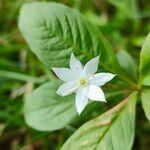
[0,0,150,149]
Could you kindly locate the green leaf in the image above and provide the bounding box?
[18,2,134,86]
[141,88,150,121]
[139,32,150,86]
[62,92,137,150]
[18,2,112,67]
[117,49,137,80]
[24,81,77,131]
[24,79,127,131]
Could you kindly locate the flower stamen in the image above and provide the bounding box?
[80,79,87,86]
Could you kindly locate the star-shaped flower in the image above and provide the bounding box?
[52,53,116,114]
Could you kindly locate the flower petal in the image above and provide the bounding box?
[87,85,106,102]
[89,73,116,86]
[70,53,83,72]
[51,67,77,82]
[75,88,88,115]
[83,56,99,76]
[57,82,79,96]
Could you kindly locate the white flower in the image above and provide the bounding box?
[52,53,116,115]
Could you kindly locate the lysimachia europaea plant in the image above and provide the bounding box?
[52,53,116,114]
[18,2,150,149]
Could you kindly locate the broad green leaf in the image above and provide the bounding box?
[18,2,113,67]
[62,92,137,150]
[117,49,137,80]
[18,2,134,86]
[139,32,150,86]
[141,88,150,121]
[24,81,77,131]
[24,79,127,131]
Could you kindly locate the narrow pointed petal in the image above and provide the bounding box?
[89,73,116,86]
[70,53,83,72]
[83,56,99,76]
[51,67,77,82]
[75,88,88,115]
[87,85,106,102]
[57,82,79,96]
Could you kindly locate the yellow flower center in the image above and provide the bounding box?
[79,79,87,86]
